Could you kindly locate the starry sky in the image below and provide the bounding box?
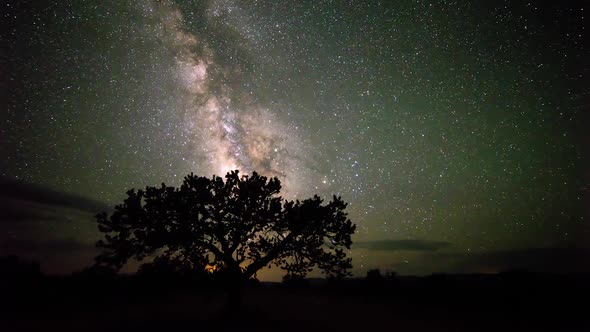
[2,0,589,279]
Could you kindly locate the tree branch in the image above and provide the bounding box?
[243,232,294,278]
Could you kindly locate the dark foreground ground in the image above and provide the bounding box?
[2,272,589,331]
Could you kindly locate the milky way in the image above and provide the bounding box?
[138,0,316,197]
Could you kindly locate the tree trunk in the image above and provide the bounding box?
[227,280,242,313]
[224,268,243,315]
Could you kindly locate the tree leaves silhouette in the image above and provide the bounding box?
[94,170,356,282]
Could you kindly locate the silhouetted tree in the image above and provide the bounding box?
[366,269,384,282]
[282,273,310,288]
[0,256,42,281]
[136,255,207,281]
[94,170,356,309]
[76,264,117,278]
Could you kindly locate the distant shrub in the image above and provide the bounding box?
[366,269,384,282]
[282,274,310,288]
[0,256,42,280]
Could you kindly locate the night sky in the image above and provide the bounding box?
[2,0,589,279]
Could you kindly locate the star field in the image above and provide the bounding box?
[2,0,588,276]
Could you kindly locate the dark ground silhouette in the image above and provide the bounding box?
[2,257,588,332]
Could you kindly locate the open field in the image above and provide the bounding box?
[2,273,588,331]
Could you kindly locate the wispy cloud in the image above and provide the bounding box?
[0,238,97,253]
[386,247,590,275]
[0,177,109,216]
[355,239,451,252]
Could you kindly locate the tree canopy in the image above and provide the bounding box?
[95,170,356,280]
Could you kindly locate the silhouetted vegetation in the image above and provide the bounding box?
[93,170,356,310]
[0,255,41,280]
[282,273,310,288]
[366,268,384,281]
